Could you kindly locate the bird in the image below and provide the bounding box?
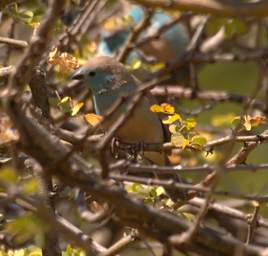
[71,56,166,165]
[71,56,187,201]
[98,5,189,68]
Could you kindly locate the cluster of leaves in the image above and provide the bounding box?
[127,58,166,73]
[4,1,45,27]
[0,246,41,256]
[126,182,166,204]
[48,48,80,73]
[0,244,84,256]
[53,96,84,117]
[0,168,39,196]
[151,103,207,149]
[211,113,266,131]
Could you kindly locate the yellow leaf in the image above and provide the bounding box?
[143,62,165,72]
[71,102,84,116]
[130,59,142,70]
[162,114,181,124]
[48,48,80,73]
[59,96,70,104]
[184,118,196,130]
[250,115,266,127]
[161,103,175,114]
[84,113,103,126]
[243,115,252,131]
[251,200,260,208]
[150,104,163,113]
[169,124,180,134]
[150,103,175,114]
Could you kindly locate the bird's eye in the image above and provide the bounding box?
[89,71,96,77]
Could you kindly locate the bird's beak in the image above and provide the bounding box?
[71,67,87,80]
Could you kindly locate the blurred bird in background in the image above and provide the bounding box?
[98,4,189,83]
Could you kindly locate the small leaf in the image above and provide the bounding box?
[243,115,252,131]
[155,186,165,196]
[184,118,196,130]
[191,135,207,147]
[84,113,103,126]
[143,62,165,72]
[250,115,266,127]
[169,124,180,134]
[48,48,80,73]
[71,102,84,116]
[231,116,241,127]
[251,200,260,208]
[161,103,175,114]
[59,96,70,104]
[171,133,189,149]
[162,114,181,124]
[150,104,162,113]
[130,59,142,70]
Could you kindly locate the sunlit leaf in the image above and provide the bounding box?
[48,48,80,73]
[184,118,196,130]
[130,59,142,70]
[84,113,103,126]
[71,102,84,116]
[150,104,163,113]
[143,62,165,72]
[243,115,252,131]
[5,213,45,244]
[231,116,241,127]
[131,183,143,193]
[59,96,70,104]
[169,124,180,134]
[162,114,181,124]
[155,186,165,196]
[191,135,207,147]
[171,133,189,149]
[150,103,175,114]
[249,115,266,127]
[161,103,175,114]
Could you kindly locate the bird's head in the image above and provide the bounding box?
[71,56,135,95]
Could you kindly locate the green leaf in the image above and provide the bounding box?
[71,102,84,116]
[171,133,189,149]
[184,118,196,130]
[5,213,46,244]
[131,183,142,193]
[0,168,18,183]
[155,186,165,196]
[191,135,207,147]
[21,178,39,195]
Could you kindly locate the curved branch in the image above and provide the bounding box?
[130,0,268,17]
